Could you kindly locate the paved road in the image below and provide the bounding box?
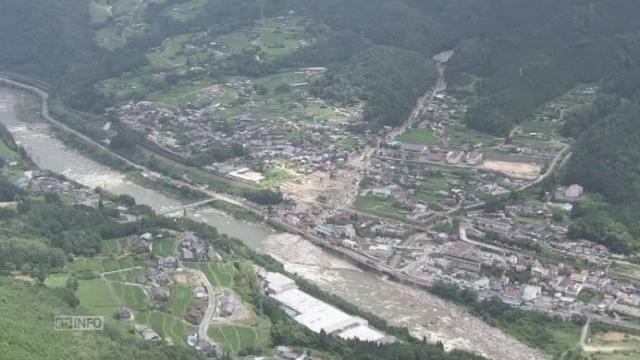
[517,143,570,192]
[158,198,219,215]
[458,223,510,255]
[184,267,218,346]
[101,266,144,276]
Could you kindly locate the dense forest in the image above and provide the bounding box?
[0,0,148,112]
[312,46,437,127]
[562,69,640,252]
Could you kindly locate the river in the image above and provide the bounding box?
[0,87,548,360]
[0,88,273,243]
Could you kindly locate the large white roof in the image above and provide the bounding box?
[272,288,365,334]
[338,324,386,343]
[264,272,297,294]
[264,271,389,342]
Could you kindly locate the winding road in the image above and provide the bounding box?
[184,267,218,347]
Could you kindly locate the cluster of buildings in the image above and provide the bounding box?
[355,157,519,221]
[311,214,413,261]
[178,231,220,262]
[295,185,640,323]
[135,256,179,307]
[383,141,484,167]
[14,170,100,207]
[112,75,366,183]
[404,227,640,320]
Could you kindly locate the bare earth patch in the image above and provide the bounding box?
[173,272,201,285]
[482,160,542,179]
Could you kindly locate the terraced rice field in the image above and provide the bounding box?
[193,262,235,288]
[135,311,197,346]
[208,325,271,354]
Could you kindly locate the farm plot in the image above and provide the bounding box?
[208,325,271,354]
[354,195,408,221]
[76,279,120,319]
[167,285,195,317]
[152,235,178,257]
[111,282,147,310]
[193,262,236,288]
[104,267,144,283]
[135,311,197,347]
[397,128,443,146]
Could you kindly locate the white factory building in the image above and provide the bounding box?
[258,269,390,344]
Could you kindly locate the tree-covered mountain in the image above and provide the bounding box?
[560,69,640,252]
[2,1,640,249]
[312,46,437,127]
[0,0,146,112]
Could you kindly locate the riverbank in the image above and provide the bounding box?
[0,81,551,360]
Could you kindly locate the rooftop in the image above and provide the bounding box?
[272,288,367,334]
[337,324,386,343]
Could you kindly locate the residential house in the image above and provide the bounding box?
[134,325,161,342]
[221,296,236,317]
[446,151,464,164]
[185,307,204,325]
[554,184,584,203]
[119,307,133,321]
[502,288,523,307]
[400,143,428,154]
[466,152,483,165]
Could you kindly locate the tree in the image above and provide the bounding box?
[66,276,79,291]
[44,192,63,206]
[110,126,137,154]
[484,196,506,213]
[32,266,48,284]
[0,177,19,202]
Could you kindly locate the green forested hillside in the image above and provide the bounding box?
[312,46,437,127]
[0,0,146,112]
[0,0,93,81]
[0,277,197,360]
[562,70,640,252]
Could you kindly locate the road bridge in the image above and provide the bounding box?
[157,198,219,216]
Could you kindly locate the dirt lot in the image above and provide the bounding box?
[173,272,201,285]
[482,160,542,179]
[282,167,360,208]
[596,332,640,343]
